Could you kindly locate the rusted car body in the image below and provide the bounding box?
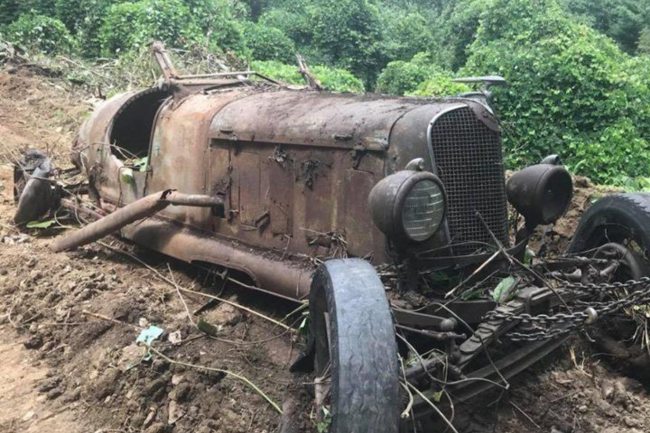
[69,82,509,301]
[17,46,649,433]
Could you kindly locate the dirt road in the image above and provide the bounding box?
[1,68,650,433]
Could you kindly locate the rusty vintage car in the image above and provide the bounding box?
[13,45,650,432]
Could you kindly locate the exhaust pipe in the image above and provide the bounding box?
[52,190,224,252]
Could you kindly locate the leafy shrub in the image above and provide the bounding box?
[0,0,56,26]
[463,0,650,183]
[252,60,364,92]
[307,0,383,85]
[310,65,364,93]
[561,0,648,54]
[566,119,650,184]
[639,26,650,55]
[259,8,312,47]
[54,0,115,57]
[378,9,433,63]
[409,75,470,97]
[429,0,487,70]
[5,13,76,54]
[376,53,438,95]
[252,60,302,84]
[99,0,201,56]
[184,0,247,53]
[242,22,296,63]
[376,53,467,96]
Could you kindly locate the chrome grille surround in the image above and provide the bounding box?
[429,106,509,255]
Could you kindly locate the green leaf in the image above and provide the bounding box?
[26,219,56,229]
[120,168,135,185]
[492,276,517,303]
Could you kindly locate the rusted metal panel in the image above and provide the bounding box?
[146,90,252,230]
[266,156,294,235]
[209,90,425,151]
[121,216,313,300]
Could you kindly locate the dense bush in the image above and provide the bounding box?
[377,10,433,63]
[242,22,296,63]
[376,53,469,96]
[307,0,383,85]
[99,0,200,56]
[184,0,247,53]
[252,60,364,92]
[5,13,76,54]
[259,8,312,47]
[561,0,649,54]
[376,53,439,95]
[55,0,115,57]
[0,0,56,26]
[463,0,650,183]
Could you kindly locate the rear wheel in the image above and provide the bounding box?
[309,258,400,433]
[568,194,650,378]
[568,193,650,263]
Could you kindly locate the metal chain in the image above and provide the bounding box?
[484,277,650,342]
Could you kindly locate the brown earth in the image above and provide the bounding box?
[1,67,649,433]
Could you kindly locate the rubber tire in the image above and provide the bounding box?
[568,193,650,260]
[309,258,400,433]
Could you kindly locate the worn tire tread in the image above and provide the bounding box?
[310,258,400,433]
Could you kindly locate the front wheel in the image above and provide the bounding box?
[309,258,400,433]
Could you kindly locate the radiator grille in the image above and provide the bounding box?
[430,106,508,255]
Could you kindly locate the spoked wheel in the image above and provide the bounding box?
[309,258,400,433]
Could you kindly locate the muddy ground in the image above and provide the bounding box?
[1,67,650,433]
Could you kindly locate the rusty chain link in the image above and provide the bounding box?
[484,277,650,342]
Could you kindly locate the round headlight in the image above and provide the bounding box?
[401,178,445,241]
[369,170,446,243]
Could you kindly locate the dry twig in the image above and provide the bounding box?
[147,345,282,414]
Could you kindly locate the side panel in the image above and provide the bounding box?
[208,139,387,261]
[147,91,250,230]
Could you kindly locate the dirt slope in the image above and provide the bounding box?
[1,67,650,433]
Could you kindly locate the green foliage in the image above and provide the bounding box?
[639,27,650,55]
[376,52,468,96]
[307,0,383,84]
[5,13,76,54]
[376,53,438,95]
[310,65,364,93]
[561,0,649,54]
[0,0,56,26]
[183,0,247,53]
[242,22,296,63]
[429,0,488,70]
[377,9,433,63]
[463,0,650,183]
[409,75,470,97]
[259,7,311,47]
[55,0,115,57]
[251,60,302,84]
[252,60,364,93]
[99,0,201,56]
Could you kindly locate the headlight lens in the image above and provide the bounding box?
[401,179,445,241]
[368,170,447,243]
